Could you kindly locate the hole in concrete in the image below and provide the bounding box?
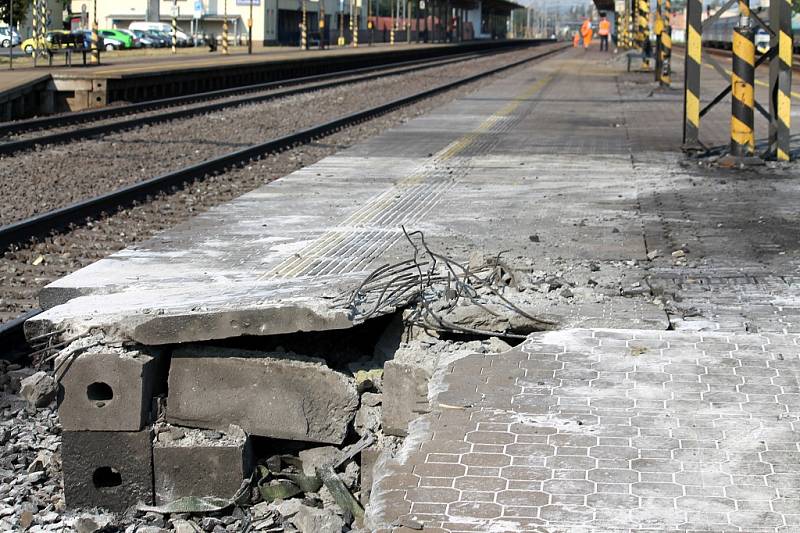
[92,466,122,489]
[86,382,113,403]
[436,331,527,347]
[217,313,399,370]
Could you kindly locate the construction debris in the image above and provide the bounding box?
[19,371,57,409]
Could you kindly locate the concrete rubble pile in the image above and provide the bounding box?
[3,252,664,532]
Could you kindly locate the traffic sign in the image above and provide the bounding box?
[193,0,204,19]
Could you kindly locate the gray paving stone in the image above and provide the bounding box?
[368,329,800,532]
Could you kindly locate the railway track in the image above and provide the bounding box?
[0,47,524,154]
[0,42,567,351]
[674,43,800,73]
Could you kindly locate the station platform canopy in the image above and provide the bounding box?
[593,0,616,13]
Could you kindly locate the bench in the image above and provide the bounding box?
[46,33,100,66]
[626,40,653,72]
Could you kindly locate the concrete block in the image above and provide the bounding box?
[166,345,358,444]
[62,429,154,512]
[360,448,381,505]
[153,426,253,504]
[382,347,436,437]
[55,344,164,432]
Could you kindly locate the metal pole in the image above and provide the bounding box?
[730,0,755,157]
[301,0,307,49]
[171,0,177,53]
[30,0,36,65]
[317,0,325,50]
[654,0,663,81]
[223,0,229,54]
[769,0,792,160]
[248,0,253,54]
[91,0,99,63]
[8,0,12,70]
[390,0,395,44]
[638,0,649,68]
[659,0,671,86]
[338,0,344,45]
[683,0,701,146]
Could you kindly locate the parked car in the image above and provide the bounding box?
[131,29,162,47]
[99,29,134,49]
[116,29,142,48]
[0,27,21,48]
[21,30,69,54]
[128,22,191,46]
[75,30,105,50]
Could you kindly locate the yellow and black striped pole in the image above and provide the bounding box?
[352,2,358,47]
[30,0,38,58]
[348,0,354,44]
[654,0,663,80]
[660,0,671,86]
[683,0,702,146]
[223,0,229,55]
[171,1,178,54]
[775,0,792,160]
[730,0,755,157]
[638,0,649,69]
[39,0,46,38]
[301,0,307,49]
[625,7,633,49]
[390,2,396,46]
[39,0,46,59]
[91,0,99,64]
[320,2,326,49]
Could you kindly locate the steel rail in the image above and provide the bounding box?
[0,42,545,139]
[0,42,567,348]
[0,48,528,156]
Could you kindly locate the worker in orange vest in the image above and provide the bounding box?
[572,30,581,47]
[598,14,611,51]
[580,18,592,49]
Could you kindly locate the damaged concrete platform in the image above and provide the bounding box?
[24,45,800,531]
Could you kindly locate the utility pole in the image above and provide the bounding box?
[248,0,253,54]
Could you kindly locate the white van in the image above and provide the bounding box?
[128,22,191,46]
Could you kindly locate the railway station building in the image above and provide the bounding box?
[67,0,520,46]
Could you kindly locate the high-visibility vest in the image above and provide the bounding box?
[598,19,610,36]
[580,20,591,37]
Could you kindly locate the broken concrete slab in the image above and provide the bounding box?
[19,371,57,409]
[299,447,342,477]
[166,345,358,444]
[55,344,163,432]
[26,83,653,348]
[62,429,153,512]
[381,343,438,437]
[153,425,253,504]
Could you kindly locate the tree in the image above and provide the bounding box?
[0,0,29,26]
[793,0,800,15]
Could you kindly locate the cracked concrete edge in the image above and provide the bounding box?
[24,297,355,345]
